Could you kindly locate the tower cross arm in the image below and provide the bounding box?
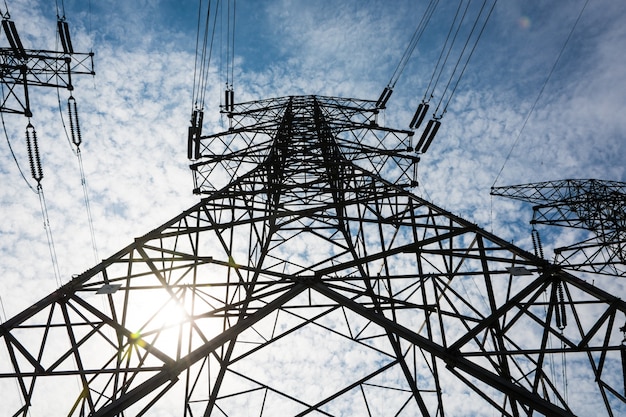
[0,48,94,116]
[0,48,94,87]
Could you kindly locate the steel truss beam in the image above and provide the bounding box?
[1,96,625,416]
[0,46,94,116]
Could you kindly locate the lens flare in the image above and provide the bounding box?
[518,16,531,29]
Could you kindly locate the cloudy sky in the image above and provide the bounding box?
[0,0,625,412]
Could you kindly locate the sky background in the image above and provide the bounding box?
[0,0,625,409]
[2,0,625,326]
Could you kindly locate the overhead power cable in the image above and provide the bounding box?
[433,0,497,118]
[387,0,439,90]
[24,121,63,287]
[492,0,589,188]
[55,0,66,20]
[192,0,220,112]
[226,0,236,90]
[376,0,439,109]
[424,0,469,105]
[52,16,100,264]
[411,0,498,154]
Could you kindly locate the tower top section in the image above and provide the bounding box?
[189,95,419,194]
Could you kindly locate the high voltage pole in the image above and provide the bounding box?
[1,95,625,416]
[492,179,626,277]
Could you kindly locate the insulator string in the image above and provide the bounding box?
[26,123,43,183]
[67,96,82,147]
[65,94,99,263]
[532,227,544,259]
[557,281,567,329]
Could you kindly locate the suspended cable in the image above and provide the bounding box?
[226,0,236,90]
[0,292,7,323]
[433,0,497,118]
[410,0,470,130]
[201,1,221,109]
[192,0,220,111]
[621,326,626,396]
[37,184,62,287]
[377,0,439,109]
[232,0,236,88]
[1,110,37,193]
[492,0,589,188]
[50,10,100,263]
[55,0,67,20]
[191,0,205,111]
[440,0,497,116]
[189,0,221,159]
[1,0,10,19]
[412,0,497,154]
[424,0,468,104]
[387,0,439,90]
[76,147,99,263]
[54,17,100,262]
[67,95,100,263]
[25,122,62,287]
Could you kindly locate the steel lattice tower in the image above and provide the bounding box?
[1,96,626,416]
[492,179,626,277]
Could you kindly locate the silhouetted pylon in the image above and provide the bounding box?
[1,96,625,416]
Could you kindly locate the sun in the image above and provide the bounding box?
[125,293,195,359]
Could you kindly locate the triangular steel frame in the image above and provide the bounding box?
[1,96,625,416]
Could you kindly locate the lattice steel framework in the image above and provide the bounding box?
[0,19,94,116]
[1,96,626,416]
[491,179,626,277]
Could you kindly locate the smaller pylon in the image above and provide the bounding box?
[491,179,626,276]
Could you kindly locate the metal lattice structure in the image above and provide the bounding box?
[491,179,626,277]
[0,18,94,116]
[1,96,626,416]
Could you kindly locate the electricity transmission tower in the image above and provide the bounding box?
[1,95,626,416]
[492,179,626,277]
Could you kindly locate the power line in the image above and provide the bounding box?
[423,0,468,104]
[434,0,497,118]
[492,0,590,188]
[376,0,439,109]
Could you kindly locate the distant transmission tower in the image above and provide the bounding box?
[1,96,626,416]
[492,179,626,277]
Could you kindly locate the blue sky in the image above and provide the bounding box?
[0,0,625,414]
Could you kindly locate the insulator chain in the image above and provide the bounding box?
[25,122,43,183]
[409,102,441,155]
[558,281,567,329]
[621,322,626,396]
[224,88,234,112]
[531,228,544,259]
[67,96,82,148]
[554,281,567,330]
